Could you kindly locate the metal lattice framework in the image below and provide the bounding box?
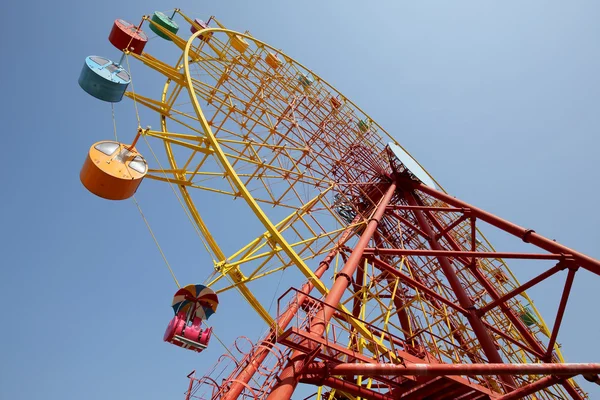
[97,9,600,400]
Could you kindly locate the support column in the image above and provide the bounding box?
[497,375,569,400]
[403,189,517,389]
[373,232,417,350]
[266,183,397,400]
[417,202,549,359]
[302,362,600,377]
[301,375,393,400]
[222,224,358,400]
[408,179,600,275]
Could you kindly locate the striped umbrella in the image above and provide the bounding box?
[171,284,219,320]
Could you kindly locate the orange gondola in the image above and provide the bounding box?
[80,140,147,200]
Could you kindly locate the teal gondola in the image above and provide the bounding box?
[78,56,131,103]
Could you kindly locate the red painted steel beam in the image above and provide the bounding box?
[415,206,550,362]
[310,183,397,333]
[367,256,470,316]
[266,183,397,400]
[403,190,517,389]
[393,376,455,400]
[302,362,600,377]
[436,213,469,240]
[387,205,465,213]
[480,322,544,360]
[562,380,587,400]
[424,217,582,399]
[300,375,394,400]
[405,179,600,275]
[184,370,196,400]
[387,210,431,240]
[496,375,569,400]
[544,267,577,361]
[363,248,566,260]
[373,233,418,349]
[368,223,496,363]
[221,278,324,400]
[478,262,567,315]
[400,185,584,399]
[368,255,498,363]
[221,224,358,400]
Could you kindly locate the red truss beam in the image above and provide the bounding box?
[435,213,469,240]
[373,232,419,349]
[404,179,600,275]
[266,183,397,400]
[363,248,566,260]
[277,322,497,398]
[221,221,360,400]
[387,205,465,213]
[496,375,571,400]
[366,255,546,360]
[402,190,516,389]
[365,256,470,315]
[396,179,593,399]
[302,362,600,377]
[411,194,554,364]
[300,375,393,400]
[544,267,577,361]
[478,261,567,315]
[387,210,431,240]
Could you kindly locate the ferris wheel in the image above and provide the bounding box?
[78,9,600,400]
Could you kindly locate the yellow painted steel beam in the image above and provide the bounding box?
[145,131,214,154]
[123,91,171,116]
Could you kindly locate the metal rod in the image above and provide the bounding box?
[496,375,568,400]
[544,267,577,361]
[409,192,582,398]
[367,256,470,316]
[300,375,393,400]
[407,186,566,363]
[387,210,430,240]
[403,190,517,389]
[562,379,586,399]
[184,370,196,400]
[362,248,566,260]
[479,262,567,315]
[373,232,417,348]
[302,362,600,377]
[480,321,544,360]
[221,223,358,400]
[435,214,468,240]
[386,205,465,213]
[127,127,143,151]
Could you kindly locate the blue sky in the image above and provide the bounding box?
[1,0,599,399]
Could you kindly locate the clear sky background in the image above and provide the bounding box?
[1,1,599,399]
